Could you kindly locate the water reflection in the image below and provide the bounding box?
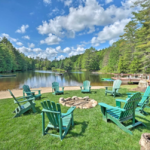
[0,70,113,90]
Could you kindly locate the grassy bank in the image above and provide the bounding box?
[0,88,149,150]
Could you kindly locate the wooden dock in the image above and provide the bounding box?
[111,77,141,83]
[112,73,150,83]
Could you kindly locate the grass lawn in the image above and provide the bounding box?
[0,88,150,150]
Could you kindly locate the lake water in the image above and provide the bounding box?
[0,70,114,91]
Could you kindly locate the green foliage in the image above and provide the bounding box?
[64,59,72,71]
[0,37,35,73]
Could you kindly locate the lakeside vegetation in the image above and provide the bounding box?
[0,89,150,150]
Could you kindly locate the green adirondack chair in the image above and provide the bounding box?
[105,79,122,97]
[41,100,76,140]
[98,93,146,135]
[23,85,41,99]
[127,86,150,116]
[52,82,64,95]
[8,89,36,118]
[80,80,91,93]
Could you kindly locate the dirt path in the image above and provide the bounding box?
[0,86,104,99]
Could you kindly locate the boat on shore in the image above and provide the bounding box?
[55,73,63,76]
[0,74,16,77]
[101,78,114,81]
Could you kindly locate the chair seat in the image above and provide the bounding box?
[62,115,72,127]
[106,90,114,93]
[81,89,90,92]
[106,109,121,119]
[35,94,42,98]
[21,102,31,109]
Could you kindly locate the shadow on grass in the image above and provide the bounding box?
[23,106,42,115]
[66,121,89,138]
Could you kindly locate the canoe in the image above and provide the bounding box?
[101,78,114,81]
[55,73,63,76]
[0,74,16,77]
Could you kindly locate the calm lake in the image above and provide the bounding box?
[0,70,114,91]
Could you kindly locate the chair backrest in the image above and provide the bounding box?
[23,85,31,96]
[8,89,21,107]
[52,82,59,91]
[112,80,122,92]
[41,100,61,127]
[140,86,150,104]
[119,92,141,121]
[83,80,90,90]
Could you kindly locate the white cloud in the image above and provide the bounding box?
[43,0,51,4]
[16,42,23,46]
[63,47,71,53]
[28,47,58,60]
[68,51,79,57]
[64,0,72,6]
[91,18,131,46]
[76,45,85,52]
[2,33,9,38]
[33,48,42,53]
[30,12,34,15]
[16,25,29,33]
[1,33,18,42]
[18,46,31,53]
[105,0,113,4]
[109,38,118,45]
[56,46,62,52]
[57,55,65,60]
[22,35,30,40]
[46,47,58,55]
[28,43,35,48]
[49,8,59,16]
[40,33,61,45]
[37,0,137,37]
[68,45,85,57]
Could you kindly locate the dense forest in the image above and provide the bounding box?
[0,0,149,73]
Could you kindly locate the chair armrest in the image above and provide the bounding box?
[98,103,125,111]
[105,86,112,90]
[60,87,64,90]
[31,90,41,94]
[62,106,76,118]
[16,96,33,100]
[15,97,35,103]
[89,86,91,89]
[115,99,127,108]
[31,90,41,91]
[115,99,127,103]
[80,86,83,89]
[24,91,35,94]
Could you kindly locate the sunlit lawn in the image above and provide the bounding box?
[0,88,150,150]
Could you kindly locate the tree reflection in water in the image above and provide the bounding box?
[0,70,113,90]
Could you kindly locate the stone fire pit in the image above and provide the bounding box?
[59,96,98,109]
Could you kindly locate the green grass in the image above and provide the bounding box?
[121,85,138,90]
[0,89,150,150]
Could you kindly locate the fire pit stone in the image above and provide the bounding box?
[59,96,98,109]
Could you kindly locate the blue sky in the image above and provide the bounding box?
[0,0,138,60]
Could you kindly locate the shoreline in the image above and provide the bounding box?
[0,86,104,99]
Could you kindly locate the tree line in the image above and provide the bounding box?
[0,0,149,73]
